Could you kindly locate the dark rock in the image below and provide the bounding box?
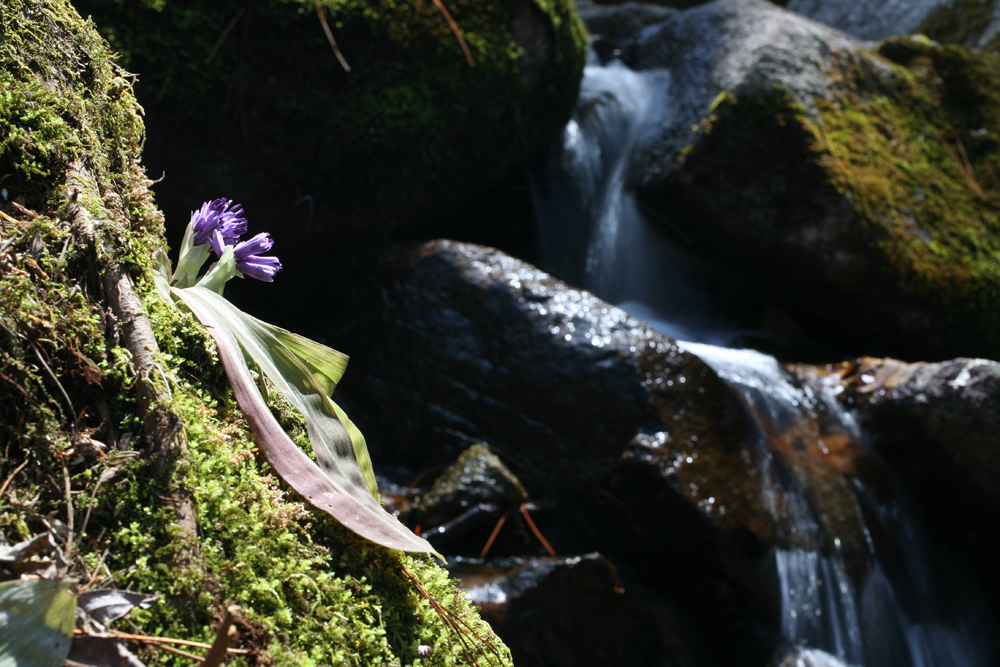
[841,356,1000,613]
[416,444,527,531]
[630,0,1000,360]
[577,0,678,52]
[453,553,693,667]
[786,0,1000,47]
[337,240,803,665]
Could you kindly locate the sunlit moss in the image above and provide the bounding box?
[1,2,512,664]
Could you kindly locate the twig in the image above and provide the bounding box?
[205,7,246,64]
[519,503,556,556]
[62,459,74,558]
[157,644,205,662]
[73,629,251,654]
[479,512,507,559]
[29,338,76,432]
[313,0,351,72]
[430,0,474,67]
[397,559,504,666]
[203,605,241,667]
[939,135,985,199]
[0,459,29,500]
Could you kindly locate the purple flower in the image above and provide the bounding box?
[191,198,248,256]
[234,233,282,282]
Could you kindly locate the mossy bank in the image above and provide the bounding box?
[638,35,1000,360]
[72,0,588,331]
[0,2,511,664]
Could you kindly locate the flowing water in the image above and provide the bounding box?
[532,57,993,667]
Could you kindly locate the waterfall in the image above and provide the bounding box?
[533,57,994,667]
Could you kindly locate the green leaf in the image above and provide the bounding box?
[261,324,349,396]
[0,579,76,667]
[173,286,434,555]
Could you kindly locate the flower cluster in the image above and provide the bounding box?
[189,198,282,282]
[171,197,282,292]
[191,198,248,257]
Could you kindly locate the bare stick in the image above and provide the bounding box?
[314,0,351,72]
[0,459,28,499]
[430,0,474,67]
[479,512,507,559]
[202,605,241,667]
[62,459,74,558]
[73,629,251,654]
[205,7,246,64]
[519,503,556,556]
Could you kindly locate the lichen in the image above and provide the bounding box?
[651,36,1000,359]
[0,2,513,664]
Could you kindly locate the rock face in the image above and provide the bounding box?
[337,239,875,665]
[786,0,1000,47]
[74,0,587,330]
[842,356,1000,614]
[627,0,1000,360]
[455,553,691,667]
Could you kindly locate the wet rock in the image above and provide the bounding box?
[629,0,1000,360]
[772,647,855,667]
[417,444,529,529]
[577,0,678,56]
[452,553,693,667]
[786,0,1000,47]
[338,240,798,665]
[841,356,1000,612]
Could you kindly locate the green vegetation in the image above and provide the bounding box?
[0,1,512,664]
[656,37,1000,357]
[74,0,588,234]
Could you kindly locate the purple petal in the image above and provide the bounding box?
[237,255,282,282]
[191,198,248,254]
[234,233,275,260]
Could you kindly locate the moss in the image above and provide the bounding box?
[72,0,587,233]
[645,38,1000,358]
[1,2,513,664]
[103,287,511,665]
[916,0,996,47]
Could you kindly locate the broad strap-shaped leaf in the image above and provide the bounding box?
[254,321,376,494]
[0,579,76,667]
[177,287,378,498]
[173,286,435,555]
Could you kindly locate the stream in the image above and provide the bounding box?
[530,56,993,667]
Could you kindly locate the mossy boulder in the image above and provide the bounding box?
[632,0,1000,359]
[0,1,511,664]
[787,0,1000,48]
[72,0,587,329]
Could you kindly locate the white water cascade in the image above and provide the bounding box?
[532,57,994,667]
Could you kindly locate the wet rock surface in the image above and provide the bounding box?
[841,357,1000,614]
[416,444,528,530]
[452,553,693,667]
[336,240,883,665]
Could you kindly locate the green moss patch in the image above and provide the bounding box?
[1,2,512,664]
[73,0,587,233]
[643,38,1000,359]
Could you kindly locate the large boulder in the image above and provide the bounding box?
[841,356,1000,614]
[630,0,1000,360]
[786,0,1000,47]
[455,553,691,667]
[74,0,588,329]
[336,239,897,666]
